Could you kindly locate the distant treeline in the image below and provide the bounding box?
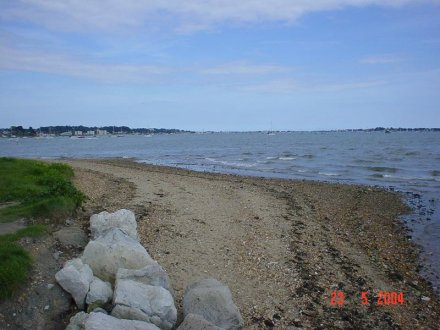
[1,126,439,137]
[347,127,440,132]
[2,126,194,137]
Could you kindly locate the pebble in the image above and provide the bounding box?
[52,251,62,260]
[44,305,50,310]
[421,296,431,302]
[47,284,54,289]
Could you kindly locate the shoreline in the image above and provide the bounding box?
[66,158,439,328]
[1,157,439,329]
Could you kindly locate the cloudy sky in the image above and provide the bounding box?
[1,0,440,131]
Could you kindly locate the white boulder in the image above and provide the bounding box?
[183,278,244,330]
[112,279,177,330]
[177,313,223,330]
[90,209,138,240]
[66,312,160,330]
[86,276,113,309]
[116,264,173,294]
[82,228,155,283]
[55,258,94,310]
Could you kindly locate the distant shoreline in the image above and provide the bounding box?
[1,126,439,138]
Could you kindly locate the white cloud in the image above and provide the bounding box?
[360,55,404,64]
[0,45,171,82]
[1,0,439,33]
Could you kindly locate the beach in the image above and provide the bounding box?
[1,157,438,329]
[57,158,437,329]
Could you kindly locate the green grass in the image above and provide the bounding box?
[0,225,47,299]
[0,157,85,223]
[0,158,85,299]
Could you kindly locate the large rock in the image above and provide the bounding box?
[183,278,244,330]
[86,276,113,311]
[55,258,94,309]
[177,313,223,330]
[66,311,89,330]
[82,228,155,283]
[90,209,138,240]
[116,264,173,294]
[112,279,177,330]
[53,226,88,248]
[66,312,160,330]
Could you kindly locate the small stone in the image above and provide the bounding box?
[421,296,431,302]
[47,283,55,289]
[44,305,50,310]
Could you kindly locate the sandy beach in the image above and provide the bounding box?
[59,158,438,329]
[1,158,439,329]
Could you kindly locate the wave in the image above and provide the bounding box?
[319,172,340,176]
[266,156,277,160]
[367,166,399,173]
[279,157,297,161]
[353,159,375,164]
[431,170,440,177]
[205,157,256,168]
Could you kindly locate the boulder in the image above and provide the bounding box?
[82,228,155,283]
[55,258,94,309]
[183,278,243,330]
[66,312,160,330]
[177,313,223,330]
[116,264,173,294]
[112,279,177,329]
[53,226,88,248]
[66,311,89,330]
[86,277,113,311]
[90,209,138,240]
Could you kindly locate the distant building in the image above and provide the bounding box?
[60,131,72,136]
[74,131,83,136]
[96,129,108,136]
[86,130,95,136]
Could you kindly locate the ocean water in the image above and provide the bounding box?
[1,131,439,289]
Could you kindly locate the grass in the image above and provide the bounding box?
[0,225,47,299]
[0,157,85,223]
[0,158,85,299]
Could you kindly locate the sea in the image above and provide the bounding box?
[1,131,439,291]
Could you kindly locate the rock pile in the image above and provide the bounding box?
[55,209,243,330]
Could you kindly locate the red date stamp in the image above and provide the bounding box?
[329,291,404,306]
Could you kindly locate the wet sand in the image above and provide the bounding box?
[60,158,439,329]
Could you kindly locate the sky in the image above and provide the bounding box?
[1,1,440,131]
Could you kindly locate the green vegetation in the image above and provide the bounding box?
[0,157,85,223]
[0,225,47,299]
[0,158,85,299]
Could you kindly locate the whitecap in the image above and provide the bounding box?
[319,172,340,176]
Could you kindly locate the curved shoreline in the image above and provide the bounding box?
[62,158,439,329]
